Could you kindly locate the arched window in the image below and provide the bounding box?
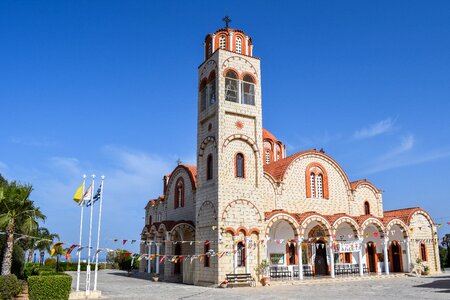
[235,153,245,178]
[420,243,427,261]
[219,35,226,49]
[199,79,207,111]
[225,70,239,102]
[206,154,213,181]
[310,173,316,198]
[242,74,255,105]
[174,178,184,209]
[364,201,370,215]
[236,36,242,54]
[148,215,152,225]
[306,163,329,199]
[237,241,245,267]
[317,174,323,198]
[208,72,216,105]
[204,241,210,267]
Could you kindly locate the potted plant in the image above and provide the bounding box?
[422,265,430,276]
[151,273,160,282]
[255,259,270,286]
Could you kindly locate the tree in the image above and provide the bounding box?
[442,234,450,268]
[34,227,59,264]
[0,181,45,275]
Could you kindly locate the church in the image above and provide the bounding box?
[139,20,440,286]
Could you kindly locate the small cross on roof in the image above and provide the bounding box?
[222,16,231,28]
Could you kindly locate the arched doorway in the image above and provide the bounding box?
[314,241,328,275]
[174,243,181,274]
[366,242,377,273]
[390,241,403,272]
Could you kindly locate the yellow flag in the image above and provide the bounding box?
[50,242,64,256]
[73,183,83,204]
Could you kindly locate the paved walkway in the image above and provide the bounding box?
[69,270,450,300]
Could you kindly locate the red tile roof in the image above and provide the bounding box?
[350,179,382,192]
[264,149,317,181]
[262,128,279,142]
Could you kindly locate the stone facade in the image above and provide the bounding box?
[140,25,440,285]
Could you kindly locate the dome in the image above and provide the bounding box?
[203,23,254,60]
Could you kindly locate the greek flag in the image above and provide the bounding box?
[86,184,102,207]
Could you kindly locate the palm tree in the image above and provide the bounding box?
[0,181,45,275]
[35,227,59,264]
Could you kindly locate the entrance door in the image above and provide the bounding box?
[174,244,181,274]
[314,242,328,275]
[367,243,377,273]
[390,242,402,272]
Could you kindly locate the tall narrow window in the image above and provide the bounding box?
[206,154,213,181]
[317,174,323,198]
[420,243,427,261]
[236,37,242,54]
[225,70,239,102]
[174,178,184,208]
[208,42,212,55]
[237,242,245,267]
[199,79,207,111]
[364,201,370,215]
[148,215,152,225]
[242,75,255,105]
[235,153,245,178]
[208,72,216,105]
[310,173,316,198]
[204,242,210,267]
[265,149,271,165]
[219,35,226,49]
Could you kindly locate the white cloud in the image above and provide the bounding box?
[354,117,396,139]
[10,136,57,147]
[379,134,415,160]
[361,149,450,175]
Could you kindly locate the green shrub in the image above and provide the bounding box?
[0,275,23,299]
[43,258,56,268]
[28,274,72,300]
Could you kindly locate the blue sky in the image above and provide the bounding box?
[1,1,450,256]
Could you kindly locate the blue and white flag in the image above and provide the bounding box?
[86,184,102,207]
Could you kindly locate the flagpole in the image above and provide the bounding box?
[86,174,95,295]
[76,174,86,292]
[93,175,105,291]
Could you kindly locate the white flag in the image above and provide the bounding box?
[83,184,93,201]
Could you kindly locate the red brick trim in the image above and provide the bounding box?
[223,227,237,236]
[223,67,240,79]
[241,72,257,84]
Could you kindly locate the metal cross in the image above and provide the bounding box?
[222,16,231,28]
[176,158,182,165]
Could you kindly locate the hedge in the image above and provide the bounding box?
[44,259,105,271]
[0,274,23,300]
[28,274,72,300]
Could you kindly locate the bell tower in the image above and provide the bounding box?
[195,18,264,285]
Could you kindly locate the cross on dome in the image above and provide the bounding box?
[222,16,231,28]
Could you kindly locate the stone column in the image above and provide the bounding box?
[297,240,303,280]
[211,34,216,53]
[383,237,390,275]
[329,238,335,278]
[147,243,151,273]
[245,36,249,56]
[358,239,364,277]
[405,239,411,273]
[245,237,250,274]
[233,237,238,273]
[228,32,234,52]
[156,243,160,274]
